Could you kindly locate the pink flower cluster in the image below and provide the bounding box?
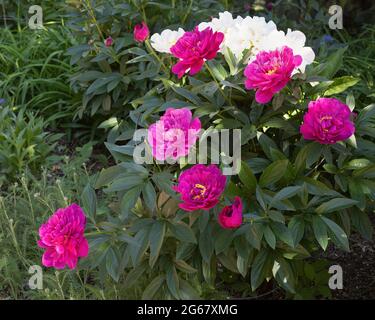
[38,204,89,269]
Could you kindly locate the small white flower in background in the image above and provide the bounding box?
[256,29,315,74]
[150,28,185,53]
[224,16,277,59]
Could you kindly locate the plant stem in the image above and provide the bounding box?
[145,39,169,74]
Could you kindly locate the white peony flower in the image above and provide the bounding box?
[198,11,242,34]
[150,28,185,53]
[198,11,243,54]
[224,16,277,59]
[256,29,315,74]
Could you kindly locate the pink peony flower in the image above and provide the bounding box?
[134,22,149,42]
[104,36,113,47]
[300,98,355,144]
[173,164,226,211]
[37,204,89,270]
[218,196,243,229]
[244,46,302,104]
[170,27,224,78]
[147,108,201,161]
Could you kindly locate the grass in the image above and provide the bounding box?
[0,25,81,124]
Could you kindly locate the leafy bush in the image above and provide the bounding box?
[80,7,375,300]
[66,0,230,119]
[0,106,61,184]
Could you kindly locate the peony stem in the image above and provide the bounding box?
[145,39,169,74]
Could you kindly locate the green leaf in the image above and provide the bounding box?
[106,248,120,282]
[314,47,347,78]
[272,186,301,202]
[294,143,323,175]
[257,132,279,160]
[344,159,371,170]
[169,222,197,244]
[171,86,201,105]
[356,104,375,124]
[324,76,360,96]
[199,224,214,263]
[120,186,142,220]
[315,198,358,214]
[321,217,350,252]
[142,182,156,211]
[312,216,329,250]
[166,264,180,299]
[350,207,373,240]
[105,174,145,192]
[259,160,289,187]
[95,165,123,188]
[238,160,257,193]
[246,223,264,250]
[271,222,294,247]
[268,210,285,224]
[206,60,228,81]
[175,260,197,274]
[149,221,166,267]
[264,226,276,249]
[178,279,200,300]
[123,261,148,289]
[288,216,305,247]
[272,258,296,293]
[214,229,234,254]
[81,184,97,221]
[251,250,272,291]
[142,275,165,300]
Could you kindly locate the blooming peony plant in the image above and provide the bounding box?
[83,8,374,300]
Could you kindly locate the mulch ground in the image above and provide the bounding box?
[324,213,375,299]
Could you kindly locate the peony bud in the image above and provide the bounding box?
[134,22,149,42]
